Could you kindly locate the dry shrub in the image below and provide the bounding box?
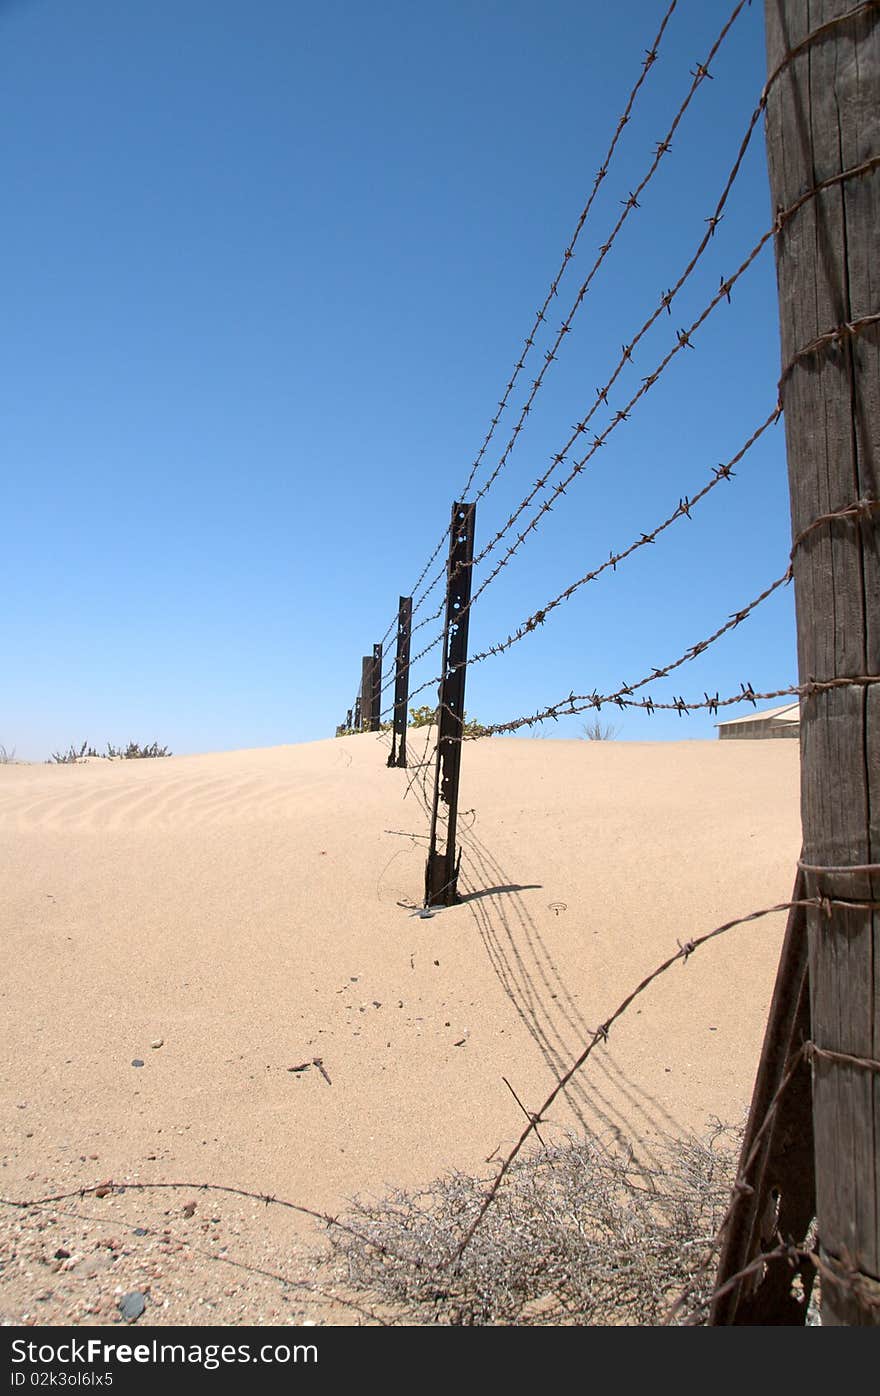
[326,1124,741,1325]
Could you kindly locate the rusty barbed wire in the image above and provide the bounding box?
[461,675,880,739]
[0,1178,425,1269]
[789,494,880,557]
[454,566,794,737]
[378,0,754,660]
[799,859,880,878]
[453,891,880,1261]
[354,3,880,739]
[384,486,879,732]
[377,151,880,709]
[374,1,684,654]
[376,3,879,673]
[398,405,782,713]
[459,0,752,514]
[779,311,880,394]
[458,155,880,606]
[671,1014,880,1324]
[669,1030,814,1323]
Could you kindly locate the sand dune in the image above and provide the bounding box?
[0,732,801,1323]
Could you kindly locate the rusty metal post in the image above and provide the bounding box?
[425,501,476,908]
[359,656,372,732]
[353,695,361,731]
[388,597,412,768]
[368,643,382,732]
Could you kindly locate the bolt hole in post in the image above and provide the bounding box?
[425,502,477,908]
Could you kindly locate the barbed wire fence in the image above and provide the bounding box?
[3,0,875,1330]
[326,0,880,1328]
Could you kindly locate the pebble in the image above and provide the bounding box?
[131,1060,144,1069]
[118,1291,146,1323]
[150,1039,164,1050]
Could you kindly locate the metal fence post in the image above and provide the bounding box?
[425,501,476,907]
[360,655,372,732]
[388,596,412,768]
[369,643,382,731]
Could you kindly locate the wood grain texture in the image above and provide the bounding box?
[764,0,880,1324]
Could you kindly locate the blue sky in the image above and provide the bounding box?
[1,0,797,759]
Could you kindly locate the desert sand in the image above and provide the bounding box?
[0,730,801,1325]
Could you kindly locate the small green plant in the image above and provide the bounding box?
[50,741,99,763]
[49,740,172,763]
[409,705,437,729]
[408,705,491,738]
[106,741,172,759]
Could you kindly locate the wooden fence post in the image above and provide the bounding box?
[763,0,879,1324]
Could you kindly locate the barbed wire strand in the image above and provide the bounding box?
[374,0,685,653]
[393,0,757,652]
[383,153,880,701]
[454,892,880,1261]
[399,404,782,714]
[377,2,877,666]
[446,491,880,737]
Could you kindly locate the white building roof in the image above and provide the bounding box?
[716,702,800,729]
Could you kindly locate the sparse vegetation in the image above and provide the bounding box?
[326,1124,743,1325]
[50,741,100,764]
[49,740,172,763]
[409,705,492,738]
[582,719,620,741]
[409,704,437,729]
[105,741,172,759]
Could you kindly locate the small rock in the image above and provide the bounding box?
[151,1039,164,1050]
[133,1228,147,1237]
[131,1060,144,1068]
[118,1291,146,1323]
[54,1248,70,1260]
[182,1202,196,1219]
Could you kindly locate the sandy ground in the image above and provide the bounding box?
[0,730,801,1326]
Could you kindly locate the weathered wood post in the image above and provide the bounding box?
[388,596,412,768]
[425,502,476,907]
[764,0,879,1324]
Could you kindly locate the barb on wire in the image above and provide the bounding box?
[779,312,880,393]
[461,673,879,738]
[458,567,792,738]
[380,1,685,649]
[384,0,749,655]
[0,1178,415,1269]
[401,471,878,720]
[460,0,751,521]
[385,150,880,708]
[789,494,880,559]
[401,406,782,710]
[453,894,847,1260]
[364,1,880,683]
[458,155,880,615]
